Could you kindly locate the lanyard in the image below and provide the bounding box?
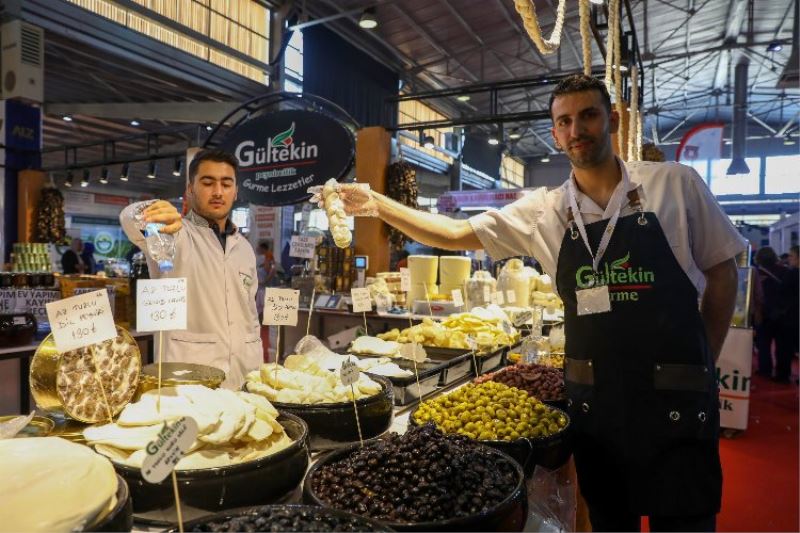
[567,161,631,274]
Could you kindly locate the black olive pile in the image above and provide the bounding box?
[310,424,518,524]
[188,506,379,532]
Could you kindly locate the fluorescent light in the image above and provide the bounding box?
[205,124,213,131]
[172,158,183,177]
[422,135,435,149]
[488,138,500,146]
[64,171,74,188]
[784,136,796,146]
[456,95,471,102]
[767,41,783,52]
[508,131,522,140]
[359,9,378,29]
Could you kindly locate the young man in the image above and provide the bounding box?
[339,75,745,532]
[120,148,262,389]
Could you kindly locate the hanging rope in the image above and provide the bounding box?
[579,0,593,75]
[628,64,639,161]
[636,113,644,162]
[604,0,620,91]
[514,0,567,55]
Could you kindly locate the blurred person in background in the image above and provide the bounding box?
[81,241,97,274]
[61,237,85,274]
[753,246,795,383]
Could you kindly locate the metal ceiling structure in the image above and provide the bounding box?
[296,0,799,159]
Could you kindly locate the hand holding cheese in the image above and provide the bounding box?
[321,179,352,248]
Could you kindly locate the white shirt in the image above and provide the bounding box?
[469,160,747,296]
[120,207,263,390]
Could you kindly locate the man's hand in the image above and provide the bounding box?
[337,184,379,217]
[143,200,182,234]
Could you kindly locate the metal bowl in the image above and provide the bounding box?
[112,412,310,526]
[85,474,133,532]
[262,375,394,451]
[304,443,528,532]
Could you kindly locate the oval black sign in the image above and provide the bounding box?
[219,109,355,206]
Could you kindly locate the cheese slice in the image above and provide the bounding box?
[0,437,117,533]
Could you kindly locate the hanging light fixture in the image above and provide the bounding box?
[172,158,183,177]
[766,41,783,52]
[540,155,551,163]
[80,169,90,188]
[421,133,435,149]
[99,167,110,184]
[130,119,141,127]
[508,130,522,140]
[359,8,378,29]
[784,135,796,146]
[147,160,158,179]
[62,115,73,122]
[120,162,130,181]
[456,94,471,102]
[64,170,74,188]
[488,124,502,146]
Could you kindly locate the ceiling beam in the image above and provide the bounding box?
[490,0,550,69]
[713,0,749,89]
[45,102,240,123]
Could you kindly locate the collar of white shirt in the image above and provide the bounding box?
[568,158,645,219]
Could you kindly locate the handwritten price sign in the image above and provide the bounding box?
[263,288,300,326]
[351,288,372,313]
[137,278,188,332]
[289,235,316,259]
[45,289,117,352]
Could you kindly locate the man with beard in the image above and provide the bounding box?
[120,149,262,389]
[338,75,744,531]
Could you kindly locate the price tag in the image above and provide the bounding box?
[513,310,533,328]
[399,268,410,292]
[483,286,491,303]
[475,250,486,261]
[13,316,26,326]
[141,417,199,484]
[451,288,464,308]
[136,278,188,332]
[506,290,517,304]
[466,336,478,351]
[263,288,300,326]
[45,289,116,353]
[495,291,505,305]
[350,288,372,313]
[340,360,360,386]
[399,342,427,363]
[374,293,392,311]
[289,235,316,259]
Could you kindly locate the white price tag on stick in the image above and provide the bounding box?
[350,288,372,313]
[45,289,116,353]
[483,286,491,303]
[495,291,504,305]
[340,360,360,386]
[137,278,188,332]
[289,235,316,259]
[506,290,517,304]
[263,289,300,326]
[399,268,410,292]
[141,417,199,484]
[451,288,464,308]
[475,250,486,261]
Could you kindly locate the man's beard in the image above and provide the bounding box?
[192,200,231,224]
[565,131,611,169]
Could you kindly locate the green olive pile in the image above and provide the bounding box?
[413,381,567,441]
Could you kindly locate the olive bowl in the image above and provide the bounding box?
[303,442,528,532]
[408,405,572,477]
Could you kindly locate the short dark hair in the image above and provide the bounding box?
[258,241,271,252]
[188,148,239,182]
[755,246,778,267]
[549,75,612,120]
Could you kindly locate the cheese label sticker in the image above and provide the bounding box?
[506,290,517,304]
[340,360,360,386]
[142,417,199,484]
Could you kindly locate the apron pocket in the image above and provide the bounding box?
[168,331,229,375]
[654,363,710,391]
[565,358,597,434]
[652,362,715,440]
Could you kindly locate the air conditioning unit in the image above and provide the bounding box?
[1,20,44,103]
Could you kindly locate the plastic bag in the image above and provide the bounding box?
[524,463,577,532]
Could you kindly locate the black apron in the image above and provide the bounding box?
[556,200,722,517]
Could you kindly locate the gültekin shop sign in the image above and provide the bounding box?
[219,109,355,206]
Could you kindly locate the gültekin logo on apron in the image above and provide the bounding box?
[575,252,655,302]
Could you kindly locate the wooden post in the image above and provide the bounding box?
[17,170,46,243]
[354,127,391,277]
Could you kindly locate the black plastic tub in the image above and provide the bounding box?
[303,444,528,532]
[164,504,394,532]
[113,412,310,525]
[269,375,394,451]
[408,406,572,477]
[86,474,133,532]
[366,361,443,406]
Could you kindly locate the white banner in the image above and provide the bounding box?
[716,327,752,431]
